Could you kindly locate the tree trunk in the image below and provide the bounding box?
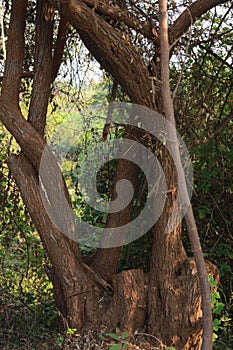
[0,0,224,348]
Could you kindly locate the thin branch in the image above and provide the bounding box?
[101,80,118,142]
[52,15,69,82]
[199,44,233,70]
[172,8,193,101]
[1,0,27,104]
[0,4,6,61]
[196,5,232,76]
[170,0,230,46]
[159,1,213,349]
[190,108,233,147]
[82,262,113,291]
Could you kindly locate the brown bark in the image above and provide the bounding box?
[7,154,96,329]
[96,269,147,332]
[28,0,54,135]
[1,0,27,104]
[82,0,159,42]
[52,16,69,82]
[59,0,153,107]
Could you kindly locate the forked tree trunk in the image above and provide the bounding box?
[0,0,223,349]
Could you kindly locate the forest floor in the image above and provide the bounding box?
[0,303,166,350]
[60,327,166,350]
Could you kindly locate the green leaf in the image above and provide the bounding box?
[109,344,121,350]
[213,318,221,331]
[213,302,224,314]
[121,332,129,339]
[213,332,218,342]
[105,333,120,341]
[66,328,77,335]
[208,275,217,288]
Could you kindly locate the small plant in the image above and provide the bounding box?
[100,327,129,350]
[66,327,77,335]
[54,335,65,348]
[208,275,225,342]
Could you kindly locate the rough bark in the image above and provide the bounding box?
[59,0,153,106]
[1,0,27,104]
[7,154,96,329]
[28,0,54,135]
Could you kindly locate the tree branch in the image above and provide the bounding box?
[82,0,159,42]
[59,0,153,106]
[199,44,233,70]
[0,102,45,169]
[1,0,27,104]
[170,0,230,46]
[28,0,54,136]
[52,15,69,82]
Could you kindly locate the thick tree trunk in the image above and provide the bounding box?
[7,154,100,329]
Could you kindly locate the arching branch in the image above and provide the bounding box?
[82,0,159,42]
[170,0,230,45]
[59,0,153,106]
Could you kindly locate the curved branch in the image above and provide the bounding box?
[170,0,230,45]
[0,101,45,170]
[1,0,27,104]
[82,0,159,42]
[59,0,153,106]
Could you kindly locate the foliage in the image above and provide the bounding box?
[99,328,129,349]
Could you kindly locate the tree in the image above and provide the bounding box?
[0,1,231,349]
